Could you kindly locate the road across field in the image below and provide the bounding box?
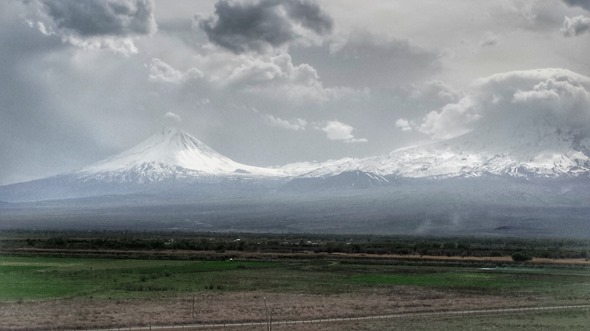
[79,304,590,331]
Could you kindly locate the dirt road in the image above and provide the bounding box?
[78,304,590,331]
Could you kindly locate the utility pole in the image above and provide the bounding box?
[192,295,196,320]
[263,297,271,331]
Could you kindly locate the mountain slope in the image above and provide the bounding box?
[285,170,390,192]
[0,127,288,201]
[78,127,283,182]
[283,123,590,179]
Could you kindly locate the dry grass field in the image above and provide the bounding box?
[0,288,538,329]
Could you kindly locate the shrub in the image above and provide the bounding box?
[511,252,532,262]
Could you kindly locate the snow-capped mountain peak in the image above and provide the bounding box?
[78,127,281,182]
[279,124,590,179]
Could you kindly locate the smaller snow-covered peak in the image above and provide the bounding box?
[80,127,282,179]
[278,125,590,179]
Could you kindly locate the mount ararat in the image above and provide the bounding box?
[1,118,590,238]
[3,119,590,200]
[67,119,590,183]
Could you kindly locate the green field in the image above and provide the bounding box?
[0,257,277,300]
[1,256,589,302]
[1,254,589,330]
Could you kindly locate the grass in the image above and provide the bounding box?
[1,255,589,330]
[0,256,278,300]
[1,255,589,303]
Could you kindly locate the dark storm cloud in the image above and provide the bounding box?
[282,0,332,34]
[563,0,590,11]
[40,0,157,36]
[562,15,590,36]
[198,0,333,53]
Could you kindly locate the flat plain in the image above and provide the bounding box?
[1,232,589,330]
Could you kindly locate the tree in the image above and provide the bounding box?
[511,252,532,262]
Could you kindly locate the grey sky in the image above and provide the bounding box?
[1,0,590,184]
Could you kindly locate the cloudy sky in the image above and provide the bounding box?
[1,0,590,184]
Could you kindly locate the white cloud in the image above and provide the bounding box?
[25,17,140,55]
[148,52,351,103]
[163,111,182,124]
[148,58,204,83]
[65,35,140,55]
[320,120,367,143]
[264,114,307,131]
[418,97,478,139]
[415,68,590,142]
[226,53,318,88]
[395,118,414,132]
[562,15,590,37]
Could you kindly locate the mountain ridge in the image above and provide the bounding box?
[287,122,590,179]
[2,123,590,203]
